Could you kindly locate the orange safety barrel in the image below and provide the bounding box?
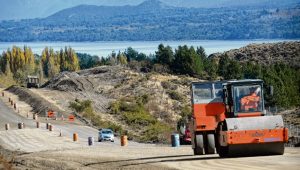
[73,133,78,141]
[69,115,75,122]
[121,135,128,146]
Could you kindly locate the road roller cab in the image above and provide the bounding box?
[190,79,289,157]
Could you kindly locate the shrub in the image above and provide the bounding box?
[69,99,123,134]
[161,81,177,90]
[123,111,157,126]
[167,90,183,101]
[141,122,173,143]
[69,99,93,114]
[109,100,121,114]
[180,105,192,118]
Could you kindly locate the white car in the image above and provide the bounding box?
[98,129,114,142]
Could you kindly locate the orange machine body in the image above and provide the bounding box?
[220,128,289,146]
[193,103,225,131]
[191,81,226,132]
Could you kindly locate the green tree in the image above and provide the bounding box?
[137,53,147,61]
[172,45,203,76]
[242,62,262,79]
[125,47,138,62]
[196,46,207,61]
[217,54,230,77]
[205,59,218,80]
[226,60,242,79]
[155,44,174,66]
[41,47,50,77]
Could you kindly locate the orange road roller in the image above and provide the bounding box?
[190,79,288,157]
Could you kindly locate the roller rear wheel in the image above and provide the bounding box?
[205,133,216,154]
[194,134,204,155]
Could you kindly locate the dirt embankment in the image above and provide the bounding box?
[27,65,198,141]
[6,86,64,116]
[42,66,197,122]
[5,86,94,126]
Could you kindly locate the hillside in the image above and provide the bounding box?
[36,65,198,142]
[209,41,300,68]
[0,0,299,41]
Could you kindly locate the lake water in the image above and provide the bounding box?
[0,40,296,57]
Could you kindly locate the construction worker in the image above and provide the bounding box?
[240,87,260,111]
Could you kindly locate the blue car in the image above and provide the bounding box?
[98,129,114,142]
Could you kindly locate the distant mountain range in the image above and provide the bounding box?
[1,0,299,21]
[0,0,299,41]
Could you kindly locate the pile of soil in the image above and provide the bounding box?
[209,41,300,68]
[42,66,126,93]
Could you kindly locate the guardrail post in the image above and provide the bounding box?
[46,123,50,129]
[18,122,24,129]
[5,123,9,130]
[88,137,94,146]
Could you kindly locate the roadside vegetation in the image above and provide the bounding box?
[69,99,123,134]
[109,95,173,143]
